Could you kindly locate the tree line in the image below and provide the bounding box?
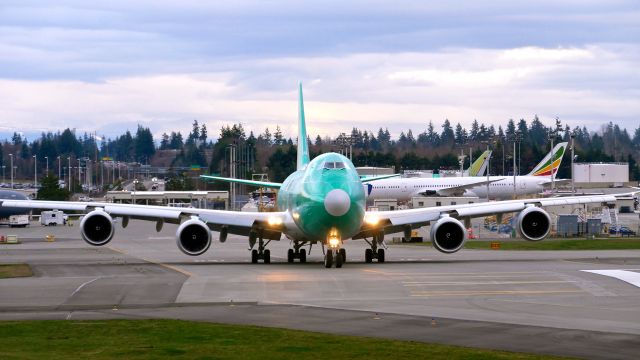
[1,117,639,185]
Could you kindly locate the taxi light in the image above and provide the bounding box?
[267,216,283,226]
[329,237,340,248]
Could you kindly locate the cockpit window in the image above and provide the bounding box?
[323,161,346,169]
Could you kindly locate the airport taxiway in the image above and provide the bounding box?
[1,220,640,359]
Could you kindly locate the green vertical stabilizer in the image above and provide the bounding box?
[297,82,311,170]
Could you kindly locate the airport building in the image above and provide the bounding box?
[105,190,228,209]
[574,162,629,187]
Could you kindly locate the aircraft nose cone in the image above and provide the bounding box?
[324,189,351,217]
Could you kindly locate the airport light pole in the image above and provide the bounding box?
[482,140,491,200]
[9,153,14,189]
[570,132,576,194]
[44,156,48,176]
[57,156,61,180]
[1,165,4,183]
[33,155,37,191]
[510,130,522,199]
[68,156,72,192]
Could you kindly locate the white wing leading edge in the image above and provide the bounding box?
[0,199,287,239]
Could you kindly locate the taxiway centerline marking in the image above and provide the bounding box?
[70,277,101,297]
[108,246,194,277]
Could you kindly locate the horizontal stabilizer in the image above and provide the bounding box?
[200,175,282,189]
[360,174,400,183]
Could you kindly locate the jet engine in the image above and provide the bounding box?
[80,209,115,246]
[176,218,212,256]
[516,206,551,241]
[430,216,467,253]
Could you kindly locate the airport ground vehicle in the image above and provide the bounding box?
[41,210,67,226]
[0,214,29,227]
[609,226,637,236]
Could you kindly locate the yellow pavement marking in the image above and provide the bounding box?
[410,289,582,297]
[108,246,194,277]
[403,280,575,286]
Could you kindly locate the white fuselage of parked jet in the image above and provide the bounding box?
[366,175,553,201]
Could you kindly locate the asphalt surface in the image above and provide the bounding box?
[2,220,640,359]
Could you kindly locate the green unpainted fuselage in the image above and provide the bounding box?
[278,152,365,242]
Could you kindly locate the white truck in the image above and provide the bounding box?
[0,214,30,227]
[40,210,66,226]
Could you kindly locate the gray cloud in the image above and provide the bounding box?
[0,1,638,139]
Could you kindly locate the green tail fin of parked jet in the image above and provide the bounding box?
[528,142,568,177]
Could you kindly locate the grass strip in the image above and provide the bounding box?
[0,319,563,360]
[0,263,33,278]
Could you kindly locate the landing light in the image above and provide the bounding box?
[267,216,283,226]
[329,237,340,248]
[364,215,380,226]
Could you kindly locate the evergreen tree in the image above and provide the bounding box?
[169,132,184,149]
[470,119,479,141]
[37,173,69,201]
[135,125,155,163]
[440,119,455,146]
[160,133,170,150]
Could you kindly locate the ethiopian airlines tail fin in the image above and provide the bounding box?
[297,82,310,170]
[528,142,568,177]
[466,150,492,176]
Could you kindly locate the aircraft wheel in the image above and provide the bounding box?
[251,249,258,264]
[339,248,346,263]
[336,250,343,268]
[365,248,373,263]
[377,249,385,263]
[324,250,334,268]
[287,249,294,263]
[299,249,307,263]
[264,249,271,264]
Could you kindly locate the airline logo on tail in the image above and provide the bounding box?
[529,142,567,177]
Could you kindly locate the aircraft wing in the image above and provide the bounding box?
[200,175,282,189]
[539,178,572,186]
[421,178,504,197]
[360,174,400,183]
[0,200,287,239]
[355,192,633,239]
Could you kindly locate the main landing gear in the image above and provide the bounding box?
[249,233,271,264]
[287,241,308,263]
[364,232,385,263]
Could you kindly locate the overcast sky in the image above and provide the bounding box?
[1,1,638,141]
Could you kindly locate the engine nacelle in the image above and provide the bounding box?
[430,216,467,254]
[80,209,115,246]
[516,206,551,241]
[176,218,212,256]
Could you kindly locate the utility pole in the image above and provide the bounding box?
[57,156,61,180]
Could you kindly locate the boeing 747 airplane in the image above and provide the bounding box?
[0,84,631,268]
